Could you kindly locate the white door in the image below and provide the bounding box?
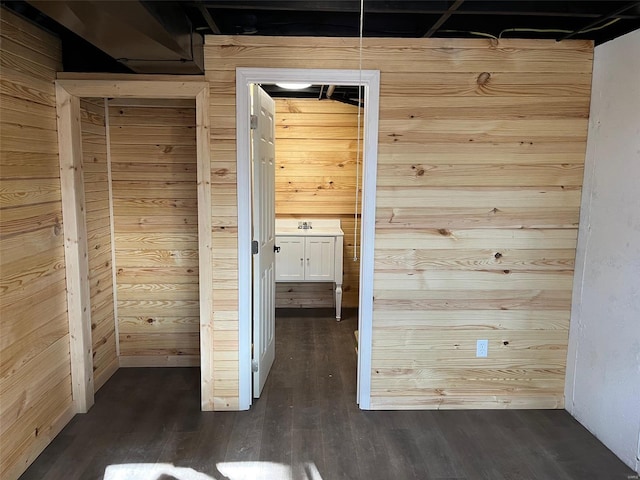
[252,84,276,398]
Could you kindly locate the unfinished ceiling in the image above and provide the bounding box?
[3,0,640,76]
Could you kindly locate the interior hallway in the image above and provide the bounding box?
[19,309,634,479]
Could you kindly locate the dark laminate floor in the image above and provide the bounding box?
[21,309,635,480]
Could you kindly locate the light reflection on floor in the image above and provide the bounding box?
[104,464,214,480]
[218,461,323,480]
[103,461,324,480]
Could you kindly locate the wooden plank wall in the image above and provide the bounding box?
[80,98,118,391]
[0,9,75,480]
[204,36,592,410]
[108,101,200,366]
[274,98,362,308]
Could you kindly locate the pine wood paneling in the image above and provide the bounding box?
[0,9,73,480]
[109,103,200,362]
[80,98,117,392]
[204,35,592,410]
[274,98,362,308]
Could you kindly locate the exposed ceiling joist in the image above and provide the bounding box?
[5,1,639,75]
[197,2,221,34]
[423,0,465,38]
[198,1,638,19]
[557,1,640,41]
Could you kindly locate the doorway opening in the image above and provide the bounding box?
[236,68,380,410]
[54,79,213,413]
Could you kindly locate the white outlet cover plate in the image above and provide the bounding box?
[476,339,488,357]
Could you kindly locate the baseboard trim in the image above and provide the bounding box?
[118,355,200,367]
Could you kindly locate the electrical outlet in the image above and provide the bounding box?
[476,339,488,358]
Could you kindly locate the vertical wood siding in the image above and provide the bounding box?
[204,36,592,410]
[274,98,362,309]
[0,9,74,479]
[109,102,200,365]
[80,98,118,390]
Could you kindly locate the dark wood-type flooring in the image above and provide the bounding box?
[20,309,635,479]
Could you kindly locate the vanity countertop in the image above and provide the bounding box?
[275,219,343,237]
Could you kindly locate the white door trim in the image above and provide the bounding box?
[236,67,380,410]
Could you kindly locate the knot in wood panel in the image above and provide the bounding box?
[411,165,425,176]
[477,72,492,85]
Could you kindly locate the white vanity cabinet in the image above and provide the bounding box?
[276,236,335,282]
[275,219,344,320]
[274,237,306,281]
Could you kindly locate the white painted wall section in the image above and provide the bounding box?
[565,28,640,473]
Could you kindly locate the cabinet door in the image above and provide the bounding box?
[275,237,304,281]
[305,237,335,281]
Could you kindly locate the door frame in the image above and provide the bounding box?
[54,77,214,412]
[236,68,380,410]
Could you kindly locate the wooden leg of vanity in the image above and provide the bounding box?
[335,282,343,321]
